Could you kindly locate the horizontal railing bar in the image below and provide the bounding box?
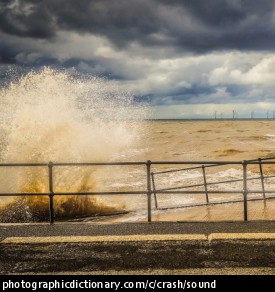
[157,195,275,211]
[154,190,275,194]
[152,161,275,165]
[0,193,50,196]
[151,161,243,165]
[1,160,275,168]
[0,162,146,167]
[247,190,275,193]
[152,164,226,175]
[0,163,48,167]
[262,175,275,180]
[246,156,275,162]
[158,182,205,191]
[156,175,269,192]
[54,191,146,195]
[150,191,242,194]
[152,161,275,176]
[247,161,275,164]
[153,163,235,175]
[1,189,275,196]
[53,162,146,166]
[0,191,147,196]
[152,165,203,174]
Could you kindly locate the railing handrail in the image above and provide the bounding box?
[155,174,275,192]
[0,162,146,167]
[1,158,275,167]
[150,157,275,222]
[151,157,275,175]
[1,158,275,224]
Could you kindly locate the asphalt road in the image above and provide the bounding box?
[1,222,274,275]
[1,239,275,274]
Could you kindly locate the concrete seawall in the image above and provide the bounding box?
[0,222,274,274]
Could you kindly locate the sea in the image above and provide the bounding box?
[0,69,274,222]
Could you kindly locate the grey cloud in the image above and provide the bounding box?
[1,0,275,52]
[0,0,55,38]
[150,85,221,105]
[0,43,16,64]
[1,0,275,110]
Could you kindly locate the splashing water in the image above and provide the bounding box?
[0,67,149,222]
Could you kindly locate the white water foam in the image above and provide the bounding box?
[0,67,150,221]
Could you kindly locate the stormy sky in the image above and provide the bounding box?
[1,0,275,118]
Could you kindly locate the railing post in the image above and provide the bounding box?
[151,172,158,209]
[242,161,248,221]
[202,165,209,204]
[146,160,152,222]
[48,161,54,224]
[258,158,266,199]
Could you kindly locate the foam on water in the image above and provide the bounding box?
[0,67,149,222]
[265,134,275,141]
[109,166,275,222]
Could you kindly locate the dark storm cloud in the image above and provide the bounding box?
[1,0,275,52]
[0,0,55,38]
[150,85,217,105]
[1,0,275,114]
[0,43,16,64]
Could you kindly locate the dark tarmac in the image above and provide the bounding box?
[0,221,274,275]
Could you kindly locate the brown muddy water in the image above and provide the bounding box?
[1,120,275,223]
[99,120,275,223]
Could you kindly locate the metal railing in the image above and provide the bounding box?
[0,158,275,224]
[151,157,275,222]
[0,161,149,224]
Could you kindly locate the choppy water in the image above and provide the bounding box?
[101,120,275,222]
